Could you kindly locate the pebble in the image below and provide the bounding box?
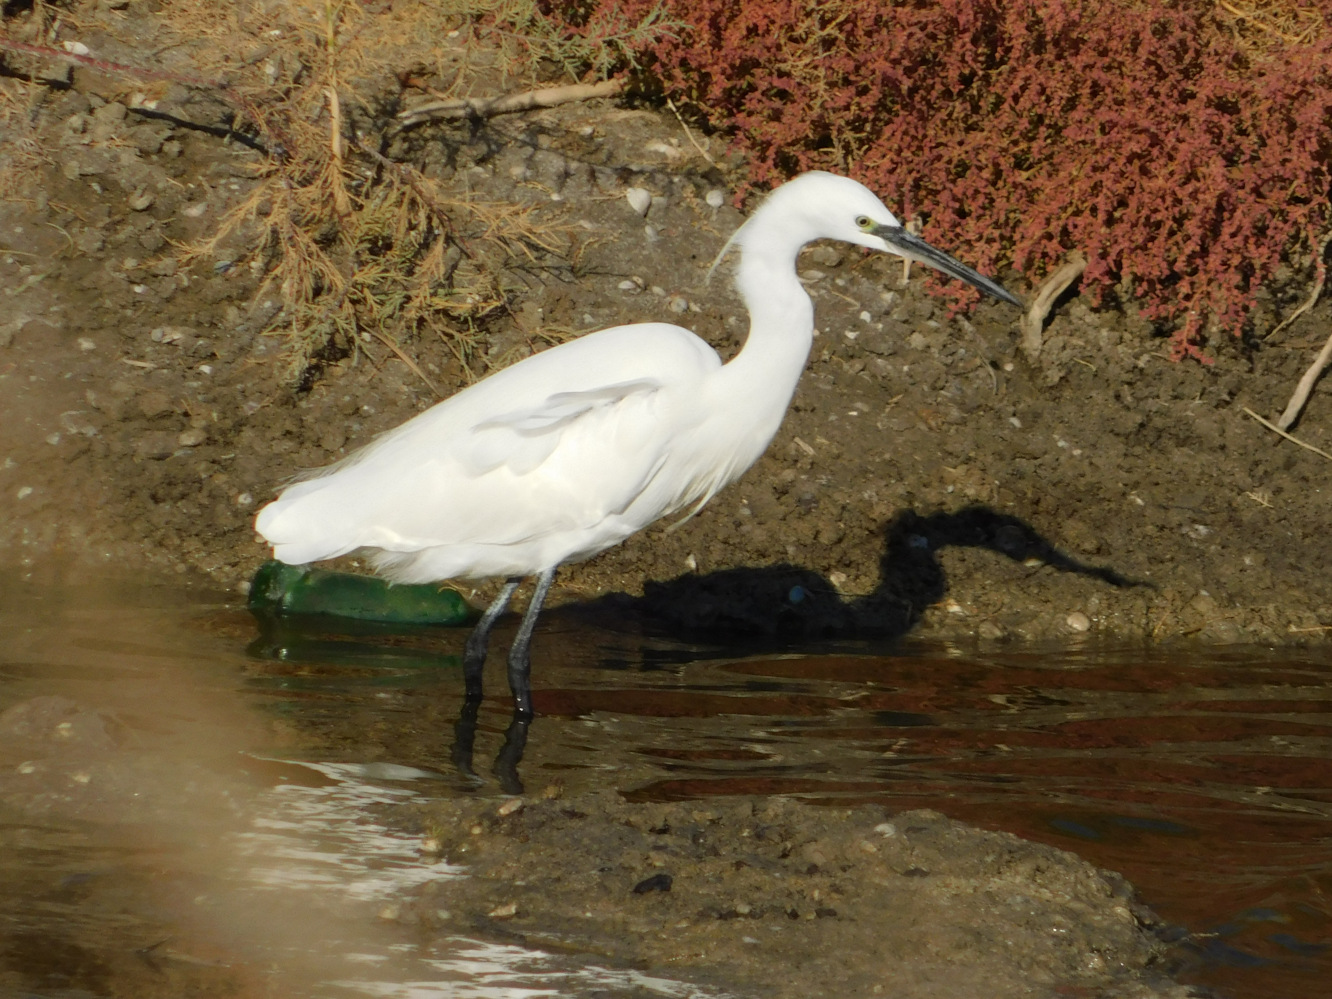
[177,427,206,447]
[1066,611,1092,632]
[625,187,652,216]
[705,188,725,208]
[617,278,642,293]
[487,901,518,919]
[127,189,155,212]
[135,432,178,460]
[668,296,688,314]
[496,798,523,817]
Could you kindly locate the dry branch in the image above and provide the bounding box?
[1021,250,1087,361]
[1275,327,1332,431]
[1265,229,1332,341]
[398,78,624,126]
[0,36,224,88]
[1243,406,1332,462]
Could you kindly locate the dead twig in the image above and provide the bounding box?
[397,78,624,127]
[1275,326,1332,430]
[1021,250,1087,361]
[1265,229,1332,341]
[0,36,224,88]
[1243,406,1332,461]
[665,97,716,166]
[899,216,923,286]
[372,331,444,399]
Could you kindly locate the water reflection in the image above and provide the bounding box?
[1,568,1329,999]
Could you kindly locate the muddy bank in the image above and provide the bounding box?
[1,26,1331,647]
[393,790,1189,999]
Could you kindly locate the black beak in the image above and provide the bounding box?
[873,224,1022,307]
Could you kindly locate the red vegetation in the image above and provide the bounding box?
[562,0,1332,359]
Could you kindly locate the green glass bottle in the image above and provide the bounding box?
[247,561,476,626]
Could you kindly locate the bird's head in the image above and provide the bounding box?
[719,171,1021,307]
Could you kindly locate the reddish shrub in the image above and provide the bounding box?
[559,0,1332,359]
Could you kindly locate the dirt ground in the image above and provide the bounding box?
[7,6,1325,996]
[395,791,1192,999]
[3,7,1331,650]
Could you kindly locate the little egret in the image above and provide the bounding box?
[256,171,1020,716]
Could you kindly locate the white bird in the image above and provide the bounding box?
[256,171,1020,716]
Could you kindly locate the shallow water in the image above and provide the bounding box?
[1,568,1329,998]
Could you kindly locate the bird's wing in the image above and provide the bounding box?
[464,378,663,476]
[259,323,719,564]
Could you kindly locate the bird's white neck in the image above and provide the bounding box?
[716,228,816,441]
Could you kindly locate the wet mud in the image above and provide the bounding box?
[398,791,1189,999]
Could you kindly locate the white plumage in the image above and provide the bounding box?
[256,171,1020,715]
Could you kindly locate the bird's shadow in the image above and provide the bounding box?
[246,505,1143,793]
[581,504,1146,642]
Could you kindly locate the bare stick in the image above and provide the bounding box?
[900,217,923,286]
[1243,406,1332,462]
[372,331,444,399]
[0,36,225,88]
[665,97,716,166]
[1021,250,1087,361]
[1275,327,1332,430]
[1265,229,1332,341]
[398,78,624,126]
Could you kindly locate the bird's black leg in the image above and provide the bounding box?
[462,578,520,700]
[450,695,483,785]
[506,567,556,718]
[493,708,532,795]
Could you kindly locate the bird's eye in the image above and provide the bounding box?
[855,215,873,230]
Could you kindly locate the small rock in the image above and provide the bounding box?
[668,296,688,314]
[625,187,652,216]
[633,873,673,894]
[135,432,179,460]
[496,798,523,817]
[805,245,844,268]
[617,278,643,293]
[487,901,518,919]
[177,427,206,447]
[1066,611,1092,633]
[977,620,1007,641]
[127,189,155,212]
[138,390,174,417]
[705,188,726,208]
